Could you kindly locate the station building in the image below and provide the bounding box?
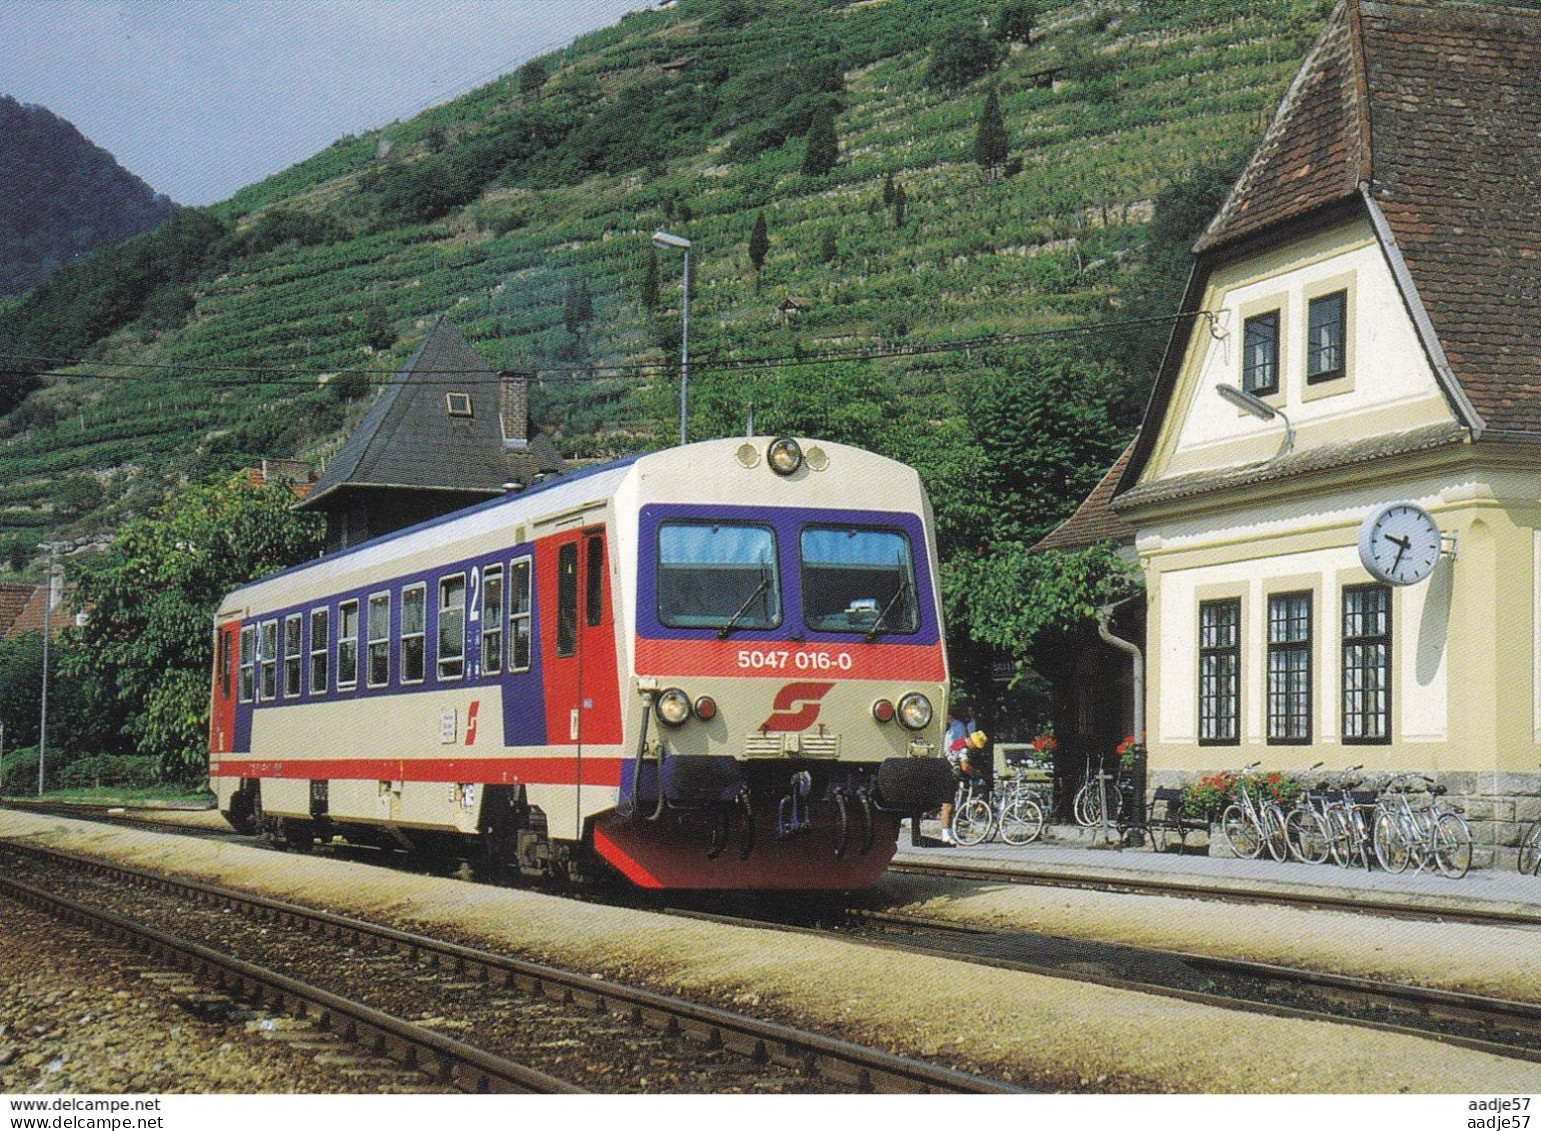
[1094,0,1540,864]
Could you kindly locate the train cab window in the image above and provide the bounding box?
[238,626,255,703]
[509,556,533,672]
[367,592,390,688]
[585,536,605,628]
[656,523,780,632]
[401,584,426,684]
[800,527,919,635]
[338,600,360,690]
[283,614,303,698]
[309,608,329,695]
[439,574,466,680]
[557,544,579,657]
[259,620,279,702]
[482,565,504,675]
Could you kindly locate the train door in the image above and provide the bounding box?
[542,525,614,838]
[210,619,241,755]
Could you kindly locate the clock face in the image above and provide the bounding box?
[1357,503,1441,585]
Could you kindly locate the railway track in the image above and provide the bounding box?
[0,839,1017,1095]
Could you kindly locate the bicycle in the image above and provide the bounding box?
[1219,763,1289,861]
[1322,766,1376,871]
[952,774,1046,846]
[1074,755,1133,830]
[1372,774,1472,879]
[1282,761,1331,864]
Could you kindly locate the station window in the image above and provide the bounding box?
[1342,584,1391,743]
[1307,291,1347,383]
[1242,310,1280,396]
[238,625,255,704]
[509,556,532,673]
[1267,592,1311,744]
[283,614,303,698]
[482,565,504,675]
[259,619,278,703]
[401,584,426,684]
[438,574,466,680]
[1198,599,1240,745]
[367,592,390,688]
[337,600,359,690]
[309,608,329,695]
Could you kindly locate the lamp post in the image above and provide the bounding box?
[652,231,691,446]
[1216,383,1294,455]
[36,542,55,796]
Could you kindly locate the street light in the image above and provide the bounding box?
[1216,383,1294,455]
[36,542,55,797]
[652,231,691,446]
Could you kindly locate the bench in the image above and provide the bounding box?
[1145,787,1210,852]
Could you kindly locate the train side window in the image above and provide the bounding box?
[217,628,232,700]
[585,535,604,627]
[283,614,302,698]
[557,543,578,657]
[238,626,255,703]
[309,608,329,695]
[367,592,390,688]
[438,573,466,680]
[401,584,426,684]
[337,600,359,691]
[259,619,278,702]
[509,556,532,672]
[482,565,504,675]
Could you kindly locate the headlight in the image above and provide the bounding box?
[767,437,803,476]
[656,688,691,726]
[897,692,933,731]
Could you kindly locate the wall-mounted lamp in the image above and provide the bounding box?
[1216,384,1294,456]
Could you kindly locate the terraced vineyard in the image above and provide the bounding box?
[0,0,1329,574]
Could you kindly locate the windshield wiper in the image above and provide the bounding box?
[717,571,773,639]
[864,576,911,641]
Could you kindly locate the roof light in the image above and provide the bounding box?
[767,437,803,476]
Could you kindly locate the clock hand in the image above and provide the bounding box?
[1386,534,1412,551]
[1391,542,1407,574]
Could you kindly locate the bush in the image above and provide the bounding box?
[58,753,162,791]
[1,745,39,795]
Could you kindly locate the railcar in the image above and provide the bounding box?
[208,436,954,889]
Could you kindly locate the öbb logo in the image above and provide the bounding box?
[760,681,836,732]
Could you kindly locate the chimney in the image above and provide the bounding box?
[499,370,529,450]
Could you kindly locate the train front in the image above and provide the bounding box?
[594,437,953,889]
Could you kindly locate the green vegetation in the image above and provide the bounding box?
[0,0,1329,722]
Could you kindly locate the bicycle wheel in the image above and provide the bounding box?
[952,797,993,846]
[1519,820,1541,876]
[1220,804,1263,859]
[1285,808,1330,864]
[1373,810,1410,873]
[1076,783,1104,828]
[999,796,1045,845]
[1433,812,1472,879]
[1325,807,1354,867]
[1261,804,1290,862]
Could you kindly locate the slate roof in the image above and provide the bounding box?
[303,317,564,509]
[1195,0,1541,435]
[1032,439,1139,551]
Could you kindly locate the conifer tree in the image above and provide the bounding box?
[801,104,839,177]
[749,211,769,272]
[975,89,1010,177]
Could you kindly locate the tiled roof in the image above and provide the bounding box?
[303,317,564,509]
[0,583,47,641]
[1032,439,1138,552]
[1195,0,1541,434]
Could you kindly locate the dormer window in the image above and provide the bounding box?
[1306,291,1346,383]
[1242,311,1280,395]
[446,392,473,417]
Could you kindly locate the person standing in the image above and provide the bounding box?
[939,702,972,845]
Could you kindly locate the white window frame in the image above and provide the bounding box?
[367,591,391,689]
[309,608,329,695]
[283,613,303,699]
[438,573,466,681]
[509,555,533,674]
[337,599,360,691]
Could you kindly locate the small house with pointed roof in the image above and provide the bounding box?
[1102,0,1540,863]
[300,317,565,552]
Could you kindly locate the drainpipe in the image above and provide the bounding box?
[1097,601,1145,832]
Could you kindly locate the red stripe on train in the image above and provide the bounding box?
[634,637,944,681]
[209,756,624,786]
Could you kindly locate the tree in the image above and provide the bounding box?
[362,302,395,352]
[995,0,1038,44]
[927,25,1006,90]
[517,58,549,101]
[749,211,770,273]
[820,226,837,265]
[892,182,907,228]
[563,279,594,336]
[882,172,896,208]
[801,104,839,177]
[61,475,325,781]
[974,89,1010,176]
[641,247,661,312]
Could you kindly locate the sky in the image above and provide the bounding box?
[0,0,644,206]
